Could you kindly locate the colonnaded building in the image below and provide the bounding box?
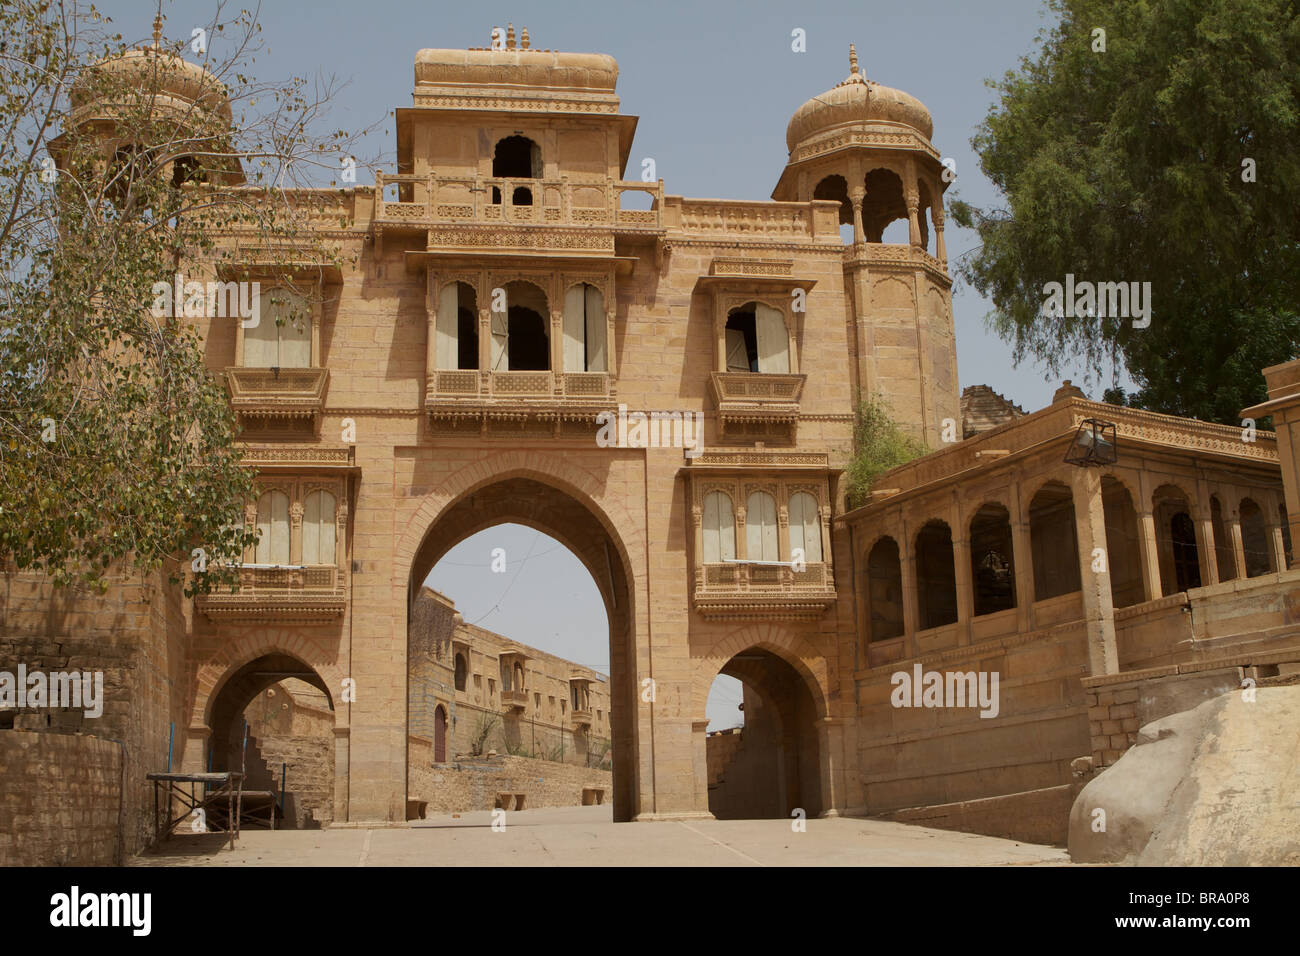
[3,24,1299,861]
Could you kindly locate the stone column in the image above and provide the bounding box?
[1228,492,1248,579]
[1242,358,1300,568]
[849,186,866,246]
[1009,475,1034,632]
[1269,491,1288,572]
[424,270,438,382]
[906,193,921,248]
[1136,510,1163,601]
[1071,468,1119,676]
[289,501,304,565]
[933,204,947,267]
[1195,479,1220,586]
[691,718,713,816]
[951,496,973,645]
[897,512,919,656]
[549,310,563,382]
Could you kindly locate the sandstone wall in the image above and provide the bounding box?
[407,748,612,816]
[0,731,124,865]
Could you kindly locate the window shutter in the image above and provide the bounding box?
[790,492,822,562]
[754,303,789,373]
[563,284,586,371]
[585,285,606,372]
[256,492,290,565]
[702,492,735,564]
[490,307,509,370]
[436,283,459,370]
[746,492,777,562]
[725,328,750,372]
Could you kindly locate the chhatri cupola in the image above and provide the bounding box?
[773,45,947,262]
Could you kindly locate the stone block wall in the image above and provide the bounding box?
[1082,646,1300,768]
[407,749,612,816]
[0,731,124,865]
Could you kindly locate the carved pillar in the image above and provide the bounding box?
[691,504,703,590]
[1269,491,1288,572]
[1071,468,1119,676]
[906,193,921,248]
[478,307,491,377]
[424,270,438,383]
[336,500,349,586]
[777,504,790,573]
[819,505,833,578]
[848,186,866,246]
[550,310,563,383]
[289,500,304,565]
[933,204,947,267]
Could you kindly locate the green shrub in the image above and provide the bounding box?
[844,396,929,507]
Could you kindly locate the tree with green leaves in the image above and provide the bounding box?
[0,1,375,591]
[950,0,1300,424]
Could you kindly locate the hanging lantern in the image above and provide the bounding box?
[1065,418,1117,466]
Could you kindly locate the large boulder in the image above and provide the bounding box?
[1069,685,1300,865]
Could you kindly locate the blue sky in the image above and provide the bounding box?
[100,0,1128,728]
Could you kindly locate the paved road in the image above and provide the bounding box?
[134,805,1072,866]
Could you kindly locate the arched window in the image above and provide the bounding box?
[435,282,478,371]
[491,281,549,371]
[1240,497,1274,577]
[787,492,822,563]
[302,490,336,565]
[725,302,789,373]
[1153,485,1200,595]
[915,520,957,629]
[492,135,542,180]
[254,490,290,565]
[1029,482,1081,600]
[862,167,907,243]
[745,491,778,562]
[244,289,311,368]
[562,283,607,372]
[454,653,467,692]
[1101,478,1143,607]
[970,503,1015,615]
[702,491,736,563]
[866,537,904,641]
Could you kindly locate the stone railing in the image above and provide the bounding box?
[677,198,819,239]
[374,171,664,232]
[427,369,611,402]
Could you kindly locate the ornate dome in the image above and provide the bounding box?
[785,46,933,153]
[68,19,233,128]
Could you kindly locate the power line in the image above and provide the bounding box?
[468,529,542,626]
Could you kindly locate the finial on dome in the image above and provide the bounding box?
[849,43,859,75]
[521,27,530,49]
[152,14,163,48]
[507,22,516,49]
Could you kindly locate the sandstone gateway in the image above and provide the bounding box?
[3,26,1298,862]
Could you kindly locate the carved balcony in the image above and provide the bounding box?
[693,561,836,622]
[425,369,617,438]
[708,372,806,444]
[571,708,593,727]
[225,367,329,432]
[196,564,346,623]
[501,689,529,712]
[372,172,665,260]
